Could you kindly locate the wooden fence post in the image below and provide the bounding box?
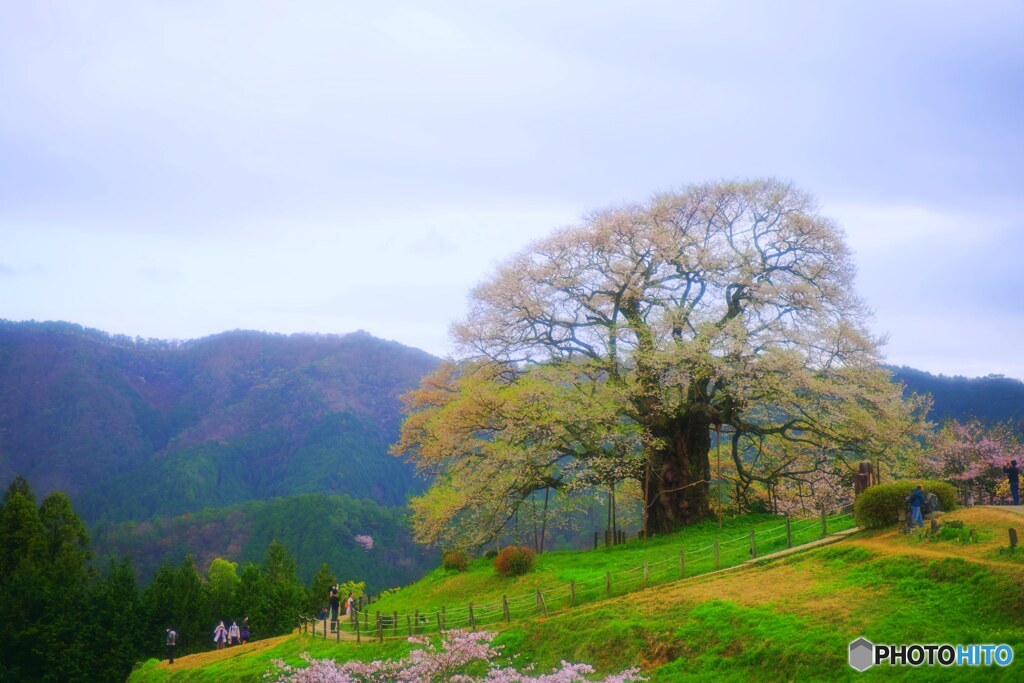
[680,548,686,578]
[323,618,327,638]
[441,606,446,631]
[502,595,510,622]
[407,614,412,636]
[714,539,720,569]
[355,610,361,644]
[1010,528,1018,550]
[750,530,757,559]
[469,602,475,630]
[392,611,398,635]
[605,571,611,596]
[414,609,419,634]
[376,613,383,643]
[536,590,548,617]
[786,516,792,549]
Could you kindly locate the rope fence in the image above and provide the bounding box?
[304,500,857,642]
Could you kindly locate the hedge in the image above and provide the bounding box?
[854,479,959,529]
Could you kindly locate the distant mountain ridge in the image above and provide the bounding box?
[0,320,439,522]
[890,366,1024,427]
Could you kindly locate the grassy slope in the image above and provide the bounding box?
[129,508,1024,682]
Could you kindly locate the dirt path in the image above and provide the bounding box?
[844,505,1024,571]
[159,634,292,670]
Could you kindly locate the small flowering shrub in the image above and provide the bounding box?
[494,545,535,576]
[266,629,644,682]
[442,549,470,572]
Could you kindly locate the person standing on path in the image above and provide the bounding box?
[329,585,340,632]
[1003,460,1019,505]
[345,592,354,619]
[228,620,240,646]
[166,627,177,664]
[240,617,250,644]
[909,485,926,528]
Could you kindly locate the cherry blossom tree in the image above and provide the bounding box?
[395,180,926,535]
[915,419,1024,502]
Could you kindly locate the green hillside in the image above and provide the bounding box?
[91,494,437,590]
[127,506,1024,681]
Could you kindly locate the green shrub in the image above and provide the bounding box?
[494,545,535,576]
[854,479,958,529]
[484,549,498,559]
[441,549,469,572]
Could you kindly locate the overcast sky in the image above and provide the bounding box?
[2,1,1022,379]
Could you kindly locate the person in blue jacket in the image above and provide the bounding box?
[908,485,926,528]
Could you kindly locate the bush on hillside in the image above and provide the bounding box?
[484,549,498,559]
[494,546,535,576]
[854,480,958,529]
[442,549,469,572]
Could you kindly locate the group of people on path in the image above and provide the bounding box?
[213,617,250,649]
[907,460,1021,530]
[163,616,250,665]
[326,585,355,631]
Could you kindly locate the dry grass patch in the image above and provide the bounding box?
[157,634,293,670]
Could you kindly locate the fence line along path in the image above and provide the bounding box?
[304,500,858,642]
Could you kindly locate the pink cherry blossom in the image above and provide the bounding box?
[265,629,644,682]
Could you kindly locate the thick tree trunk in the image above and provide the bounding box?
[644,414,711,534]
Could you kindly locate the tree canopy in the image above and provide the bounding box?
[394,179,927,542]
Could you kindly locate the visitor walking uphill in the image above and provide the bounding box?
[908,484,926,529]
[214,621,228,649]
[1004,460,1020,505]
[229,620,240,646]
[165,627,177,665]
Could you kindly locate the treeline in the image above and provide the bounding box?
[0,478,370,681]
[91,493,437,591]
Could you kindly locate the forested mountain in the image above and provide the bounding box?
[0,320,439,522]
[891,366,1024,427]
[90,494,435,590]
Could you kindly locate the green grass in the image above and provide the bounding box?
[130,635,415,682]
[354,511,855,630]
[128,510,1024,682]
[486,547,1024,682]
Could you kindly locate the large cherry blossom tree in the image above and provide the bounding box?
[395,179,926,537]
